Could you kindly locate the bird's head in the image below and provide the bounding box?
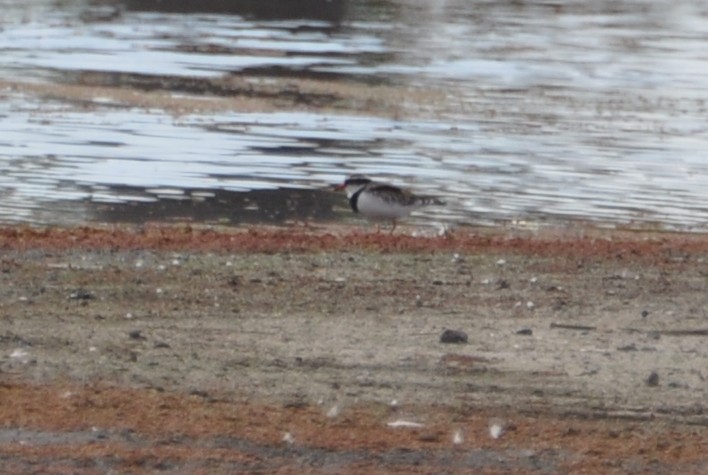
[333,175,373,197]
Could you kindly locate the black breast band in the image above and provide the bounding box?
[349,188,365,213]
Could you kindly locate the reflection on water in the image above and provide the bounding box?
[89,187,342,225]
[2,0,708,229]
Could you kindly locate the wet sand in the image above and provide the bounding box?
[0,224,706,474]
[1,76,443,118]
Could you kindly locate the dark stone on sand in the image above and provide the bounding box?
[516,328,533,335]
[646,371,659,387]
[440,329,468,344]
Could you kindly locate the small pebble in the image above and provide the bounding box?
[646,371,660,387]
[10,348,29,359]
[489,423,504,439]
[326,404,340,418]
[387,420,424,428]
[440,329,468,344]
[68,289,94,301]
[617,344,637,352]
[516,328,533,336]
[128,330,145,340]
[641,310,649,318]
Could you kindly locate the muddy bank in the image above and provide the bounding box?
[0,225,706,473]
[1,75,442,117]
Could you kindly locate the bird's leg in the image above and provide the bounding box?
[389,220,397,234]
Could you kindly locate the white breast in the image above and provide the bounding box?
[356,191,417,220]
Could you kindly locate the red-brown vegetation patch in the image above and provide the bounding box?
[0,382,706,474]
[2,225,708,262]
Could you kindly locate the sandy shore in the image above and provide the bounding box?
[0,224,706,474]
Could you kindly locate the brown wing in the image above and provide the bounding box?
[369,184,444,206]
[367,184,417,205]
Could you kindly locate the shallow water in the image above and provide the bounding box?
[2,0,708,229]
